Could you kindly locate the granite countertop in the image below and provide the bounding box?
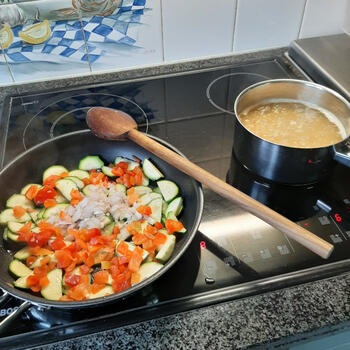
[2,47,350,349]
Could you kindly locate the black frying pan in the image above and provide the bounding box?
[0,130,203,327]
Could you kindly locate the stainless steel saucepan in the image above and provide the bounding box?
[233,79,350,184]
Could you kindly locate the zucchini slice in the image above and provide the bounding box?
[13,247,30,260]
[133,186,152,196]
[41,269,63,301]
[101,166,115,178]
[0,208,31,224]
[147,198,162,224]
[64,176,84,189]
[137,262,163,283]
[142,159,164,181]
[157,180,179,202]
[9,259,32,277]
[114,157,139,171]
[31,254,57,268]
[156,234,176,263]
[29,208,41,222]
[87,285,114,299]
[6,194,34,210]
[165,197,183,217]
[55,190,69,204]
[7,231,21,242]
[43,203,69,219]
[43,165,68,181]
[137,192,162,206]
[102,222,115,236]
[55,179,78,201]
[20,184,42,195]
[115,184,126,193]
[8,221,26,233]
[13,274,32,289]
[78,156,104,171]
[68,169,89,179]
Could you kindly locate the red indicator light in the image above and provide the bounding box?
[304,223,309,227]
[334,213,342,222]
[200,241,206,250]
[308,159,312,164]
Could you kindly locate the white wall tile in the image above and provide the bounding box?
[162,0,236,62]
[233,0,306,52]
[0,62,13,86]
[299,0,350,38]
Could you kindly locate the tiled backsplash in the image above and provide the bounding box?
[0,0,349,86]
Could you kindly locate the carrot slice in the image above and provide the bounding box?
[25,185,39,200]
[131,272,141,285]
[44,198,57,208]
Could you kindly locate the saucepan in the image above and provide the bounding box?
[0,130,203,331]
[233,79,350,184]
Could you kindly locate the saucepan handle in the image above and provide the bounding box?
[0,300,31,334]
[333,138,350,167]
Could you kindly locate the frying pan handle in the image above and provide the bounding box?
[333,138,350,167]
[0,300,31,334]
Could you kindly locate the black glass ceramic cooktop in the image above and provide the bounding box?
[1,58,350,349]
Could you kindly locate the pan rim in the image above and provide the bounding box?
[0,129,204,308]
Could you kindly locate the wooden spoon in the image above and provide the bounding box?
[86,107,334,259]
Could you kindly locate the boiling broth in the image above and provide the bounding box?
[238,101,345,148]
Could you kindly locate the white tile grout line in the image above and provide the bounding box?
[231,0,239,53]
[297,0,308,39]
[159,0,165,62]
[0,44,15,83]
[78,10,93,73]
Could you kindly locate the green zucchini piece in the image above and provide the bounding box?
[142,159,164,180]
[82,184,96,196]
[137,192,162,206]
[8,221,26,234]
[41,269,63,301]
[68,169,89,179]
[13,273,33,289]
[115,184,126,193]
[29,208,41,222]
[101,166,115,178]
[157,180,179,202]
[55,179,78,201]
[43,165,68,181]
[43,203,69,219]
[0,209,30,224]
[165,197,183,217]
[102,222,115,236]
[9,259,32,277]
[147,198,162,224]
[64,176,84,189]
[31,254,57,268]
[114,157,139,171]
[7,231,21,242]
[6,194,34,210]
[20,184,42,195]
[3,228,8,241]
[133,186,152,196]
[13,247,30,260]
[55,190,69,204]
[87,285,114,299]
[137,262,163,283]
[156,234,176,263]
[78,156,104,171]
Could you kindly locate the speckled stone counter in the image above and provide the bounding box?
[2,48,350,349]
[27,272,350,350]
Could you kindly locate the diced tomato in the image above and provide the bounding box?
[55,250,73,269]
[117,255,129,265]
[131,272,141,285]
[49,238,66,250]
[153,232,167,246]
[17,221,32,234]
[165,219,184,234]
[43,175,61,187]
[112,166,125,177]
[128,246,143,272]
[70,189,83,206]
[116,240,129,256]
[44,198,57,208]
[90,283,105,294]
[154,222,163,230]
[101,261,111,269]
[79,264,90,275]
[95,247,114,264]
[136,206,152,216]
[27,275,39,286]
[25,185,39,200]
[59,211,66,219]
[132,233,146,245]
[39,276,50,288]
[13,206,26,218]
[26,256,37,267]
[142,239,154,251]
[67,283,88,301]
[86,254,95,267]
[133,167,143,186]
[64,273,81,287]
[93,270,109,284]
[82,178,90,186]
[39,256,51,266]
[112,225,120,235]
[144,232,155,240]
[34,186,56,205]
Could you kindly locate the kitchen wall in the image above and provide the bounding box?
[0,0,349,86]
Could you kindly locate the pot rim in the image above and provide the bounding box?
[233,78,350,150]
